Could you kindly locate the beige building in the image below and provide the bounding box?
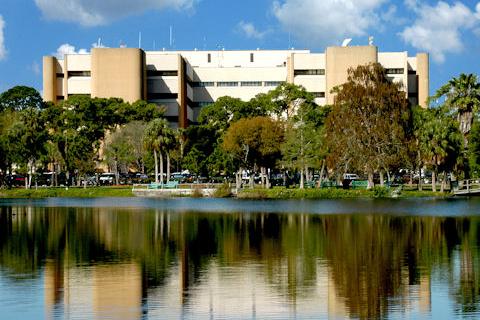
[43,46,429,128]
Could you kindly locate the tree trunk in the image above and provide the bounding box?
[114,159,119,185]
[440,171,446,193]
[367,171,374,189]
[154,150,159,184]
[318,159,325,188]
[432,170,436,192]
[300,168,305,189]
[236,168,242,190]
[265,168,270,189]
[380,170,384,187]
[166,152,171,182]
[249,171,254,189]
[159,151,164,184]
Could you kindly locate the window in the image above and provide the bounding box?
[147,70,178,77]
[250,53,254,63]
[408,69,416,75]
[192,81,215,87]
[241,81,262,87]
[56,95,65,100]
[56,73,64,78]
[67,71,91,77]
[311,92,326,98]
[147,93,178,100]
[264,81,284,87]
[207,53,211,63]
[294,69,325,76]
[67,94,91,98]
[386,68,404,75]
[217,81,238,87]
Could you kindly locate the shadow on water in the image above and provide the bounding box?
[0,199,480,319]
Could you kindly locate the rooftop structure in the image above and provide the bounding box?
[43,46,429,128]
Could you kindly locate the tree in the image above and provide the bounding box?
[0,86,44,112]
[268,83,316,120]
[143,119,176,184]
[432,74,480,148]
[416,108,462,191]
[325,63,412,188]
[222,116,284,189]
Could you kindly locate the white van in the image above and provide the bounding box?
[343,173,359,180]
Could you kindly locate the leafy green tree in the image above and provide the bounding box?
[325,63,412,188]
[222,116,284,189]
[416,108,462,191]
[0,86,44,111]
[268,83,316,120]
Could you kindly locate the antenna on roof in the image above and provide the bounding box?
[342,38,352,47]
[138,32,142,48]
[169,26,173,48]
[97,38,102,47]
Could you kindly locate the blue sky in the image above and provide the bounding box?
[0,0,479,96]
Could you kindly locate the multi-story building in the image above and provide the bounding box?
[43,46,429,128]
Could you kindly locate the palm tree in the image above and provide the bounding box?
[143,119,169,184]
[433,74,480,147]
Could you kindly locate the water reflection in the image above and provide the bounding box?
[1,205,480,319]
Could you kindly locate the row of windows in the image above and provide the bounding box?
[311,92,326,98]
[191,81,285,87]
[147,70,178,77]
[147,93,178,100]
[386,68,404,75]
[207,53,256,63]
[294,69,325,76]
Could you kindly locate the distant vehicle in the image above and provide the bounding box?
[99,173,116,185]
[343,173,359,180]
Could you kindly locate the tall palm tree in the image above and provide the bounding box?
[433,73,480,147]
[143,119,169,184]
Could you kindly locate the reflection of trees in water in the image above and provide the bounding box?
[1,206,480,318]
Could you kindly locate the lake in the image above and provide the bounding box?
[1,197,480,319]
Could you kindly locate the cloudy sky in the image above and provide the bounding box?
[0,0,479,95]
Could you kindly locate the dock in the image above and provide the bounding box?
[452,179,480,196]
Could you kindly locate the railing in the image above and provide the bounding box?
[132,183,224,191]
[453,179,480,195]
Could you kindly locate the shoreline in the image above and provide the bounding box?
[0,186,451,199]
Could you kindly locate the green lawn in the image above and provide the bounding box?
[0,186,134,198]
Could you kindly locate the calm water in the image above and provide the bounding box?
[1,198,480,319]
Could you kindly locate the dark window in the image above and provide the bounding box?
[217,81,238,87]
[56,73,64,78]
[386,68,404,75]
[241,81,262,87]
[192,81,215,87]
[67,94,91,98]
[294,69,325,76]
[147,70,178,77]
[147,93,178,100]
[311,92,326,98]
[264,81,284,87]
[56,95,65,100]
[250,53,254,63]
[67,71,91,77]
[207,53,211,63]
[408,69,416,75]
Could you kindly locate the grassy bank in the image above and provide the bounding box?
[0,186,134,198]
[237,187,449,199]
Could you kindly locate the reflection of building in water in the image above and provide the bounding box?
[44,261,142,319]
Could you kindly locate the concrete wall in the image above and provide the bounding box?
[326,46,378,104]
[417,53,429,108]
[91,48,145,103]
[42,56,57,102]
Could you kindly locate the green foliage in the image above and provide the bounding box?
[213,183,232,198]
[325,63,412,184]
[0,86,44,111]
[372,186,390,198]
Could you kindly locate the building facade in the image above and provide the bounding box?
[43,46,429,128]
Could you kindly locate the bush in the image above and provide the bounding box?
[372,186,390,198]
[213,183,232,198]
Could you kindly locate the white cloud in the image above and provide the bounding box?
[237,21,270,40]
[400,1,480,63]
[272,0,386,47]
[0,15,6,61]
[31,61,40,75]
[54,43,89,59]
[35,0,198,27]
